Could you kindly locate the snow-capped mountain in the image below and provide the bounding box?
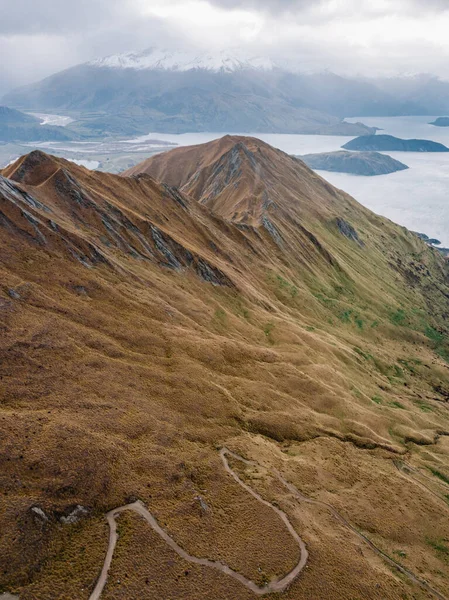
[4,47,432,137]
[88,48,277,73]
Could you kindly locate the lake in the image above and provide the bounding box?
[133,117,449,246]
[4,115,448,245]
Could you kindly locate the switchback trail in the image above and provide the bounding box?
[272,465,448,600]
[89,448,447,600]
[89,448,308,600]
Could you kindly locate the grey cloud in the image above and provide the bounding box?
[209,0,449,12]
[0,0,127,35]
[1,0,449,98]
[207,0,318,11]
[0,0,178,95]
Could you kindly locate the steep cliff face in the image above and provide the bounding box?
[1,139,449,600]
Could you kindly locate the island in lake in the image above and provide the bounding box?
[429,117,449,127]
[413,232,449,257]
[299,150,409,176]
[342,134,449,152]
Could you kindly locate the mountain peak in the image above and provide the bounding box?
[124,135,342,239]
[87,47,278,73]
[3,150,62,186]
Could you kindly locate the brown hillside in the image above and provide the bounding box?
[1,139,449,600]
[124,135,340,225]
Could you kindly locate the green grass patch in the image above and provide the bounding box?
[389,308,408,326]
[339,309,352,323]
[353,346,373,361]
[415,400,434,413]
[425,325,449,364]
[372,395,383,405]
[426,326,444,345]
[393,365,404,378]
[214,308,227,325]
[354,316,364,330]
[436,347,449,363]
[389,401,406,410]
[268,272,299,300]
[429,468,449,486]
[426,538,449,558]
[314,292,337,308]
[398,359,417,375]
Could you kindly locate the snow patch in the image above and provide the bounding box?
[88,48,277,73]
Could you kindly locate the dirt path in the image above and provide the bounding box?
[89,448,447,600]
[224,448,447,600]
[89,448,308,600]
[272,465,447,600]
[394,460,449,509]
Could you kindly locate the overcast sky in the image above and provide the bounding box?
[2,0,449,96]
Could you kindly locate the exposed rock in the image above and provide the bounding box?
[60,505,89,525]
[262,216,283,247]
[31,506,49,523]
[335,218,363,245]
[195,259,232,287]
[162,184,189,210]
[194,495,211,514]
[150,225,183,270]
[0,176,51,213]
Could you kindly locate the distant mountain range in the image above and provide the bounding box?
[0,48,434,137]
[4,49,449,138]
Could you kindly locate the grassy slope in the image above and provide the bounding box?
[0,141,449,599]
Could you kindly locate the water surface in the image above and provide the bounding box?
[137,118,449,246]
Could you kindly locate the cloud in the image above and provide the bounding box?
[1,0,449,98]
[0,0,179,95]
[207,0,314,10]
[209,0,449,11]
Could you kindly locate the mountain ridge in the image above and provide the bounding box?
[1,52,395,136]
[2,137,449,599]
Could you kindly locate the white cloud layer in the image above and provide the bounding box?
[2,0,449,95]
